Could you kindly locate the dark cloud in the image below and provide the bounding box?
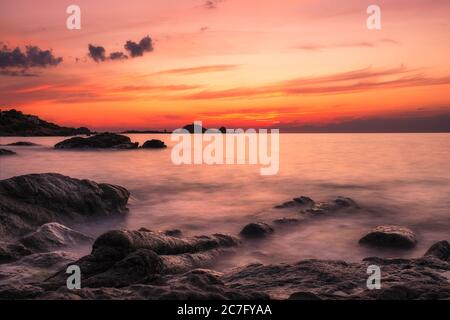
[87,36,153,63]
[124,36,153,57]
[109,52,128,60]
[0,45,62,76]
[204,0,224,9]
[88,44,106,62]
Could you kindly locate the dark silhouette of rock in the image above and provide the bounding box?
[0,173,130,240]
[424,240,450,261]
[359,226,417,249]
[240,223,274,239]
[182,123,207,133]
[54,133,138,149]
[303,197,359,215]
[5,141,39,146]
[219,126,226,133]
[0,148,15,156]
[274,196,315,209]
[0,109,91,136]
[19,223,93,253]
[141,139,167,149]
[164,229,182,237]
[273,218,300,225]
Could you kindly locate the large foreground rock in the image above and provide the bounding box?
[42,229,240,289]
[0,173,130,240]
[54,133,138,149]
[359,226,417,249]
[240,223,274,239]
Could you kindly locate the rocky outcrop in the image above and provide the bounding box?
[18,223,93,253]
[42,230,240,289]
[359,226,417,249]
[240,223,274,239]
[303,197,359,215]
[5,141,39,146]
[0,173,130,240]
[54,133,138,149]
[424,240,450,261]
[141,139,167,149]
[274,196,314,209]
[0,149,15,156]
[0,109,91,137]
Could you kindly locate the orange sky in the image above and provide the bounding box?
[1,0,450,131]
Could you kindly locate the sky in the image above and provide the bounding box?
[1,0,450,131]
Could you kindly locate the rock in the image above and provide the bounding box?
[304,197,359,215]
[54,133,137,149]
[359,226,417,249]
[182,123,207,133]
[43,230,240,290]
[240,223,274,239]
[288,291,322,300]
[141,139,167,149]
[424,240,450,261]
[164,229,182,237]
[113,142,139,149]
[0,148,15,156]
[5,141,38,146]
[273,218,300,225]
[274,196,314,209]
[0,109,92,137]
[0,173,130,240]
[19,223,93,253]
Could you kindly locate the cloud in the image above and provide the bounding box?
[175,66,450,100]
[109,52,128,60]
[204,0,224,9]
[0,45,62,76]
[87,36,152,62]
[124,36,153,57]
[154,64,239,75]
[88,44,106,62]
[294,39,400,51]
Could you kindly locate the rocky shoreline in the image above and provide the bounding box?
[0,173,449,300]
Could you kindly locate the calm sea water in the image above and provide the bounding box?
[1,133,449,268]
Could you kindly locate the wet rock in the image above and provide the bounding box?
[113,142,139,149]
[164,229,182,237]
[273,218,300,225]
[359,226,417,249]
[288,291,322,300]
[274,196,314,209]
[141,139,167,149]
[424,240,450,261]
[43,230,240,289]
[54,133,137,149]
[0,148,15,156]
[240,223,274,239]
[19,223,93,253]
[0,173,130,240]
[304,197,359,215]
[5,141,38,146]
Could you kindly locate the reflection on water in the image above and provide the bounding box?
[1,133,450,267]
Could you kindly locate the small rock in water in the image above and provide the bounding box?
[54,133,138,149]
[6,141,38,146]
[239,223,274,239]
[141,139,167,149]
[273,218,300,225]
[424,240,450,261]
[0,148,16,156]
[359,225,417,249]
[304,196,359,215]
[274,196,314,209]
